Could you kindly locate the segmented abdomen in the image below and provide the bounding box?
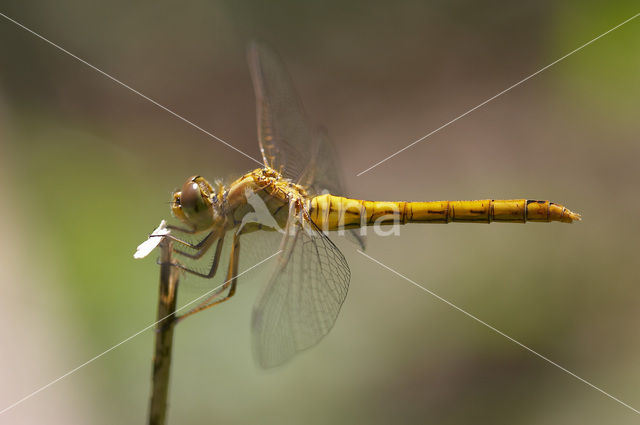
[308,195,581,230]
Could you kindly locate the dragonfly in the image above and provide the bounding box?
[156,42,580,368]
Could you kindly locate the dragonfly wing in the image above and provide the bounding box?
[248,41,365,249]
[251,208,350,368]
[304,127,366,250]
[247,41,313,180]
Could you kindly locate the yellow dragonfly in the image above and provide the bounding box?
[161,42,580,368]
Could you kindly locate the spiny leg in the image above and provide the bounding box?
[166,224,197,234]
[223,233,240,299]
[172,233,225,278]
[160,230,211,251]
[177,232,241,322]
[172,231,218,260]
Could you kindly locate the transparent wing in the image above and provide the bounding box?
[247,42,365,249]
[304,128,366,249]
[297,127,344,196]
[251,208,350,368]
[247,41,313,180]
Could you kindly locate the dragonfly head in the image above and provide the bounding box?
[172,176,221,231]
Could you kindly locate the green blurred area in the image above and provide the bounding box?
[1,1,639,424]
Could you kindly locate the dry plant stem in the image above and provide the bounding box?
[148,238,180,425]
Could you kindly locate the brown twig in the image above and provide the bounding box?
[148,238,180,425]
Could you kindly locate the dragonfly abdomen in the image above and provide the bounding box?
[405,199,581,223]
[308,195,580,230]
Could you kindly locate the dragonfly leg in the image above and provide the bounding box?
[172,232,218,260]
[171,234,225,279]
[166,224,197,234]
[177,233,240,322]
[160,231,210,249]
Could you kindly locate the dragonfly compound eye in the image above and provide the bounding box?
[178,177,214,229]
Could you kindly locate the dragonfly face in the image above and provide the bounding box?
[172,175,221,232]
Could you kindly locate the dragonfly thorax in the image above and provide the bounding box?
[218,167,309,233]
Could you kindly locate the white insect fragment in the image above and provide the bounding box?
[133,220,170,259]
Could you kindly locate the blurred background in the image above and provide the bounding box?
[1,1,639,424]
